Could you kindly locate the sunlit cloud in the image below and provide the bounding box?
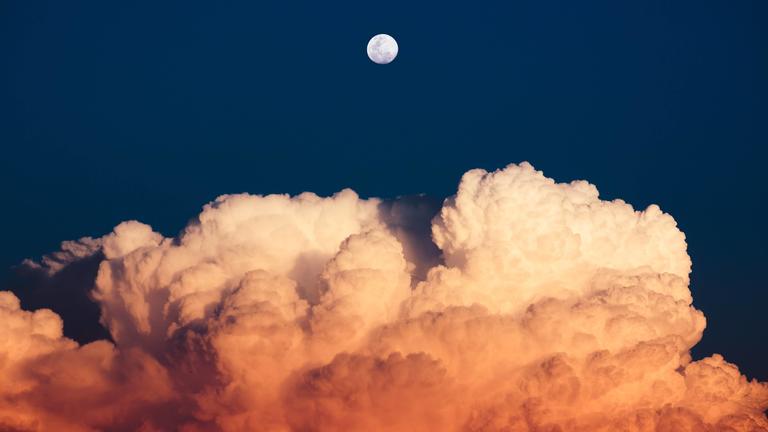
[2,163,766,431]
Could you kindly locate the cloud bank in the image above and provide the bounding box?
[2,162,766,431]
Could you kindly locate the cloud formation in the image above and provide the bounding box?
[2,163,766,431]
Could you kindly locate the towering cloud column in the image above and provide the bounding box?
[2,163,766,431]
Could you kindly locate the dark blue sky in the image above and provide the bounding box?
[1,1,766,379]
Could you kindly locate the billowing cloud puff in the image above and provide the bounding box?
[0,292,175,432]
[2,163,766,431]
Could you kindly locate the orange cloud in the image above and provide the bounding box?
[2,163,766,431]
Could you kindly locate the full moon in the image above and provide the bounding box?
[367,34,398,64]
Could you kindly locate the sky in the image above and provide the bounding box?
[1,0,766,385]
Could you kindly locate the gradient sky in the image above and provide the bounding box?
[1,0,766,379]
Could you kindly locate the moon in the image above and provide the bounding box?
[367,34,398,64]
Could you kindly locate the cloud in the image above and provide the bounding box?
[8,237,109,344]
[1,162,766,431]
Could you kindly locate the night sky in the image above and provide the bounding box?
[2,0,766,380]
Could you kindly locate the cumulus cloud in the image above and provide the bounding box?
[21,236,102,276]
[1,162,766,431]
